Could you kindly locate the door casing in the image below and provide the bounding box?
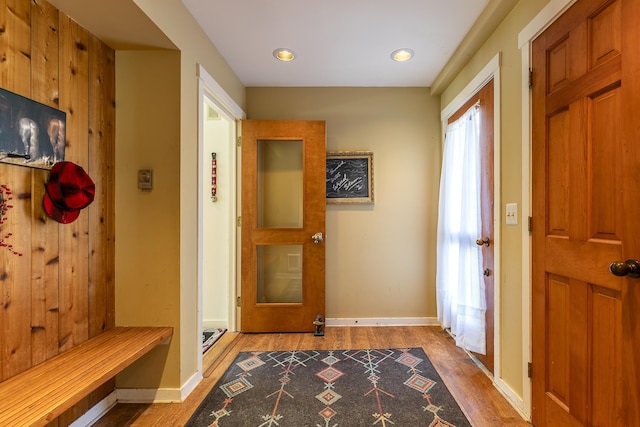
[446,79,495,374]
[440,53,503,396]
[196,65,245,378]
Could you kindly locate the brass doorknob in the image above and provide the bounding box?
[609,260,640,278]
[476,237,490,247]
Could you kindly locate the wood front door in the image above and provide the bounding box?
[531,0,640,424]
[240,120,326,333]
[447,79,495,373]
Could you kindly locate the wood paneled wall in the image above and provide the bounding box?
[0,0,115,424]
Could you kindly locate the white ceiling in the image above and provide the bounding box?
[181,0,491,87]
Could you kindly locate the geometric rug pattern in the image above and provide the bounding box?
[186,347,471,426]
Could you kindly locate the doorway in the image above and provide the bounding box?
[197,66,244,377]
[200,97,233,346]
[239,120,327,333]
[440,53,502,388]
[444,79,495,373]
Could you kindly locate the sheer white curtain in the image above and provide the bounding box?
[436,104,486,354]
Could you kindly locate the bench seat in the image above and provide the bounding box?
[0,326,173,427]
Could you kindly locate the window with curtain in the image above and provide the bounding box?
[436,104,486,355]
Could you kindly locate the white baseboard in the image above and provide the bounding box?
[325,317,439,327]
[180,371,203,401]
[203,319,228,329]
[494,378,529,421]
[467,349,529,422]
[72,372,202,425]
[70,391,118,427]
[116,371,202,404]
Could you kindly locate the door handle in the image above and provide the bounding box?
[476,237,490,247]
[609,259,640,278]
[312,232,323,244]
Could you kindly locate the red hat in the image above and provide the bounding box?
[43,161,95,224]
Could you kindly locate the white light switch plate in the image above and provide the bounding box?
[506,203,518,225]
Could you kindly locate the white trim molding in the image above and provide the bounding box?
[440,51,507,410]
[69,392,118,427]
[518,0,578,49]
[116,371,201,404]
[116,387,184,404]
[203,319,229,329]
[441,54,501,120]
[70,371,202,426]
[195,64,245,391]
[196,65,245,120]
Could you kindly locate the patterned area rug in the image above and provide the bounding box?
[186,347,471,426]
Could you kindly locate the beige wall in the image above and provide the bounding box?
[115,50,182,389]
[247,87,441,320]
[129,0,246,389]
[439,0,552,399]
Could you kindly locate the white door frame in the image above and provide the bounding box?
[518,0,578,419]
[440,53,510,408]
[196,65,245,376]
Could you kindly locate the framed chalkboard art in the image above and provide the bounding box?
[326,151,374,204]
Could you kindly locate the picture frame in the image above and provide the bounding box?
[326,151,374,204]
[0,88,67,170]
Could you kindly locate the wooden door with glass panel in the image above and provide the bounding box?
[240,120,326,333]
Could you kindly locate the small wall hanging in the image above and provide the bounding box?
[0,88,66,169]
[0,184,21,256]
[211,152,217,202]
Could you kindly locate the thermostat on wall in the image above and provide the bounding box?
[138,169,153,191]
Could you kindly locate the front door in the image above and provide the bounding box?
[447,79,495,373]
[531,0,640,425]
[240,120,326,332]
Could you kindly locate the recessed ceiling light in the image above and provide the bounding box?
[391,48,414,62]
[273,48,296,62]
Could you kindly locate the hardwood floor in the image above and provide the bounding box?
[93,326,532,426]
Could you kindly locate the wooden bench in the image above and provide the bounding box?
[0,326,173,427]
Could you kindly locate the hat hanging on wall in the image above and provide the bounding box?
[43,161,95,224]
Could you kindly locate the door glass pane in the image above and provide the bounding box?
[257,139,303,228]
[257,245,302,303]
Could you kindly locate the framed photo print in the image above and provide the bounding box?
[0,88,66,169]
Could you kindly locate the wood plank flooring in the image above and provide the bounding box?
[93,326,532,426]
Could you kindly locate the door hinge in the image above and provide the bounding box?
[528,68,533,89]
[528,362,533,378]
[236,136,242,147]
[528,216,533,233]
[236,296,241,307]
[237,216,241,227]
